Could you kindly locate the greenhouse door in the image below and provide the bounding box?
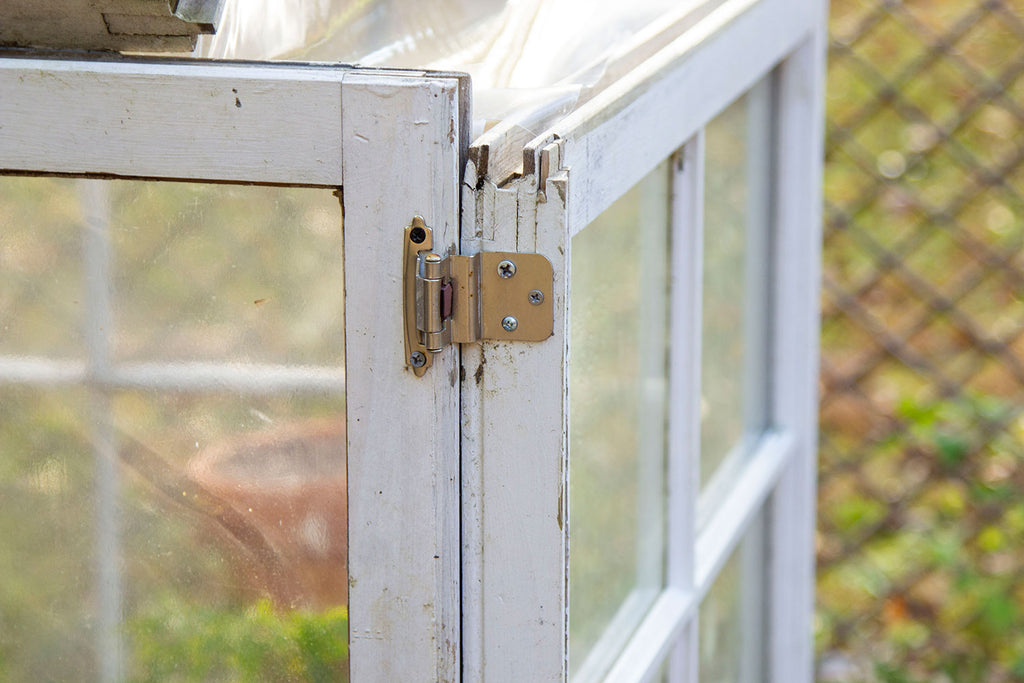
[460,0,827,680]
[0,56,465,682]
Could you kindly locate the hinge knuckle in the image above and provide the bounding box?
[417,253,447,349]
[403,218,553,376]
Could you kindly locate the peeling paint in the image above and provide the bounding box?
[474,350,486,385]
[557,484,563,531]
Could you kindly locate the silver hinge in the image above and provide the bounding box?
[403,217,554,376]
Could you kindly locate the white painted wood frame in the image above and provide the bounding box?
[462,0,826,679]
[766,10,829,680]
[460,142,571,683]
[0,54,469,682]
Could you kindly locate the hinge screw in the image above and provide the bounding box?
[497,260,517,278]
[528,290,544,305]
[501,316,519,332]
[409,351,427,367]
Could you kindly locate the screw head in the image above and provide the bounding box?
[497,260,517,278]
[528,289,544,305]
[501,316,518,332]
[409,351,427,367]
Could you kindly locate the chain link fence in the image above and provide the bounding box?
[818,0,1024,680]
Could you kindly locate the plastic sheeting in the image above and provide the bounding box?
[198,0,690,138]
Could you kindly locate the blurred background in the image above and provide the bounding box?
[817,0,1024,680]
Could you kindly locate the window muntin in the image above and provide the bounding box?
[568,160,671,679]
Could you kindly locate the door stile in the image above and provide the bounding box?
[0,55,471,682]
[342,72,466,682]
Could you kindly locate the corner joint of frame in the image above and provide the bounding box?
[535,138,566,204]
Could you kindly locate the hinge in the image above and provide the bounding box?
[403,217,554,376]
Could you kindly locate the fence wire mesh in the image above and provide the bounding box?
[818,0,1024,680]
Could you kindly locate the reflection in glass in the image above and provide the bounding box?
[699,515,766,683]
[117,393,347,681]
[700,78,774,493]
[569,162,671,678]
[0,179,348,680]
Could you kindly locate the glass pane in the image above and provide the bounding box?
[700,77,774,494]
[0,177,85,357]
[699,515,766,683]
[0,386,96,679]
[569,161,671,678]
[0,178,348,681]
[109,182,344,365]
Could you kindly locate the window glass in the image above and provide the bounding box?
[699,514,766,683]
[569,161,671,678]
[109,181,344,365]
[700,77,774,497]
[0,385,95,679]
[0,178,349,681]
[0,177,84,358]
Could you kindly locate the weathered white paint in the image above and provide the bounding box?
[1,56,467,681]
[466,0,825,679]
[461,156,571,681]
[343,71,466,683]
[0,58,394,185]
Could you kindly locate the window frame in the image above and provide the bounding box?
[0,55,468,681]
[460,0,827,679]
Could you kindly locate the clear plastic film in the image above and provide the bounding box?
[198,0,692,140]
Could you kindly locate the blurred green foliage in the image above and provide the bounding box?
[819,393,1024,681]
[128,599,348,682]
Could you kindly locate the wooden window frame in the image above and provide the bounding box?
[460,0,827,679]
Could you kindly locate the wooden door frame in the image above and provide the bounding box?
[0,54,469,682]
